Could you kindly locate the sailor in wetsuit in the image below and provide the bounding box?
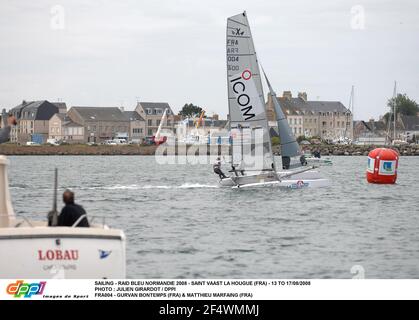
[300,155,307,166]
[213,157,227,179]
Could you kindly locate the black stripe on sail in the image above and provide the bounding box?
[227,19,247,27]
[281,140,298,146]
[227,35,251,39]
[230,118,268,123]
[226,53,254,56]
[228,92,264,100]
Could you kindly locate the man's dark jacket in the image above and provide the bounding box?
[58,203,89,227]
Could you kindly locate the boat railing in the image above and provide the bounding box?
[71,214,107,228]
[1,214,108,229]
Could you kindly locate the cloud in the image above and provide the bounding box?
[0,0,418,120]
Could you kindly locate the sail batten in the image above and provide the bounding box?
[226,12,275,172]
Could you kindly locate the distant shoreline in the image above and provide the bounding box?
[0,143,418,156]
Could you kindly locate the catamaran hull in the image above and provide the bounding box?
[218,170,329,188]
[0,227,126,278]
[231,178,330,189]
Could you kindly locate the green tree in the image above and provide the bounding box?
[178,103,203,118]
[384,94,419,123]
[271,136,280,146]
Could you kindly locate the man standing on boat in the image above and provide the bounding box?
[0,112,17,144]
[58,190,89,227]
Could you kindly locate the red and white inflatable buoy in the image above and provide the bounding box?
[366,148,399,184]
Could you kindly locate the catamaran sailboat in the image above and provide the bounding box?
[0,156,126,278]
[218,12,329,188]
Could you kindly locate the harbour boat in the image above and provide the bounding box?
[153,108,168,145]
[218,11,329,188]
[0,156,126,278]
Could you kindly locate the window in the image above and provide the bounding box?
[156,109,163,115]
[293,127,297,134]
[148,129,152,135]
[299,119,302,125]
[337,121,340,127]
[167,120,171,126]
[299,128,302,134]
[167,110,171,115]
[148,119,152,126]
[156,120,161,126]
[146,109,152,114]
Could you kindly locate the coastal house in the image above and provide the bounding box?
[400,115,419,142]
[48,113,84,143]
[135,102,175,137]
[52,102,68,114]
[67,107,129,143]
[353,120,388,145]
[123,111,146,143]
[266,91,353,141]
[9,100,59,144]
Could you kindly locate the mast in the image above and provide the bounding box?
[47,168,58,226]
[345,85,354,139]
[393,81,397,141]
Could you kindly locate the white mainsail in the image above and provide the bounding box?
[154,108,168,141]
[227,11,275,172]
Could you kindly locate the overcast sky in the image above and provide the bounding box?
[0,0,418,120]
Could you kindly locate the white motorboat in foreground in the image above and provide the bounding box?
[0,155,126,278]
[217,12,329,189]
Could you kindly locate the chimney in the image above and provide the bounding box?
[22,100,27,106]
[212,114,219,121]
[283,91,292,100]
[298,92,307,101]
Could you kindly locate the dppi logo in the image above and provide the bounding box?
[6,280,46,298]
[229,69,255,121]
